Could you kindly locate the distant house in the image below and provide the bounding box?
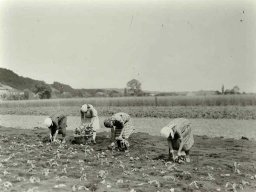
[149,93,156,97]
[0,83,21,100]
[0,89,8,97]
[0,83,13,93]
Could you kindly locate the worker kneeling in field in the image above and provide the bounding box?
[44,113,68,143]
[160,118,194,163]
[104,112,135,151]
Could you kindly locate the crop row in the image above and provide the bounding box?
[1,95,256,108]
[1,106,256,120]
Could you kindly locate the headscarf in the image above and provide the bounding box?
[81,104,94,112]
[104,118,114,128]
[81,104,88,112]
[44,117,53,127]
[160,126,174,139]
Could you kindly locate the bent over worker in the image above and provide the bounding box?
[79,104,100,144]
[44,113,67,143]
[104,112,135,151]
[160,118,194,163]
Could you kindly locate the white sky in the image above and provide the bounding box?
[0,0,256,92]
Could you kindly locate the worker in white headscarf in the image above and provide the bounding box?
[44,113,67,143]
[160,118,194,163]
[79,104,100,143]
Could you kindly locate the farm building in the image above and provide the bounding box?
[0,83,20,100]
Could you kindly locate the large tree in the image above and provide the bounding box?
[33,83,52,99]
[126,79,143,96]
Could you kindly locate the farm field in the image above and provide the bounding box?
[1,95,256,119]
[1,0,256,191]
[1,105,256,120]
[1,95,256,191]
[0,126,256,192]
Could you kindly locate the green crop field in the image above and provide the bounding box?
[1,95,256,108]
[1,95,256,119]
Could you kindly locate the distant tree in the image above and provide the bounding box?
[224,86,240,95]
[126,79,143,96]
[232,85,240,94]
[33,83,52,99]
[52,82,64,94]
[221,85,224,95]
[224,89,232,95]
[109,90,121,97]
[75,90,83,98]
[124,88,128,96]
[23,89,30,100]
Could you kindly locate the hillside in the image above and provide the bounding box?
[0,68,44,90]
[0,67,222,99]
[0,68,125,98]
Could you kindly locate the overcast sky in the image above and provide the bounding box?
[0,0,255,92]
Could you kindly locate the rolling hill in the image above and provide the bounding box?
[0,68,44,90]
[0,68,124,98]
[0,67,222,99]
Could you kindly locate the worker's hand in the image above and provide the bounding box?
[116,136,122,140]
[169,154,175,161]
[52,131,58,142]
[107,142,115,150]
[177,151,183,157]
[174,155,186,163]
[49,134,53,142]
[169,150,175,161]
